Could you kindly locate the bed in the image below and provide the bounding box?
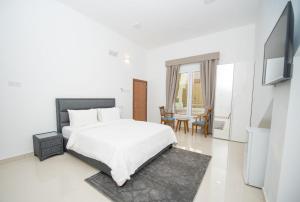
[56,98,177,186]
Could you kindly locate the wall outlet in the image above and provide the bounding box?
[8,81,22,88]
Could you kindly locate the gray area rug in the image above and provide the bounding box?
[85,147,211,202]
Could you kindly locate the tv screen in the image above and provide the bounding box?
[262,1,294,85]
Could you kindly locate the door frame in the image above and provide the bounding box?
[133,78,148,121]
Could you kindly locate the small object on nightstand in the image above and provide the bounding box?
[33,131,63,161]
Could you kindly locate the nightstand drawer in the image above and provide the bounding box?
[40,138,62,148]
[41,145,63,157]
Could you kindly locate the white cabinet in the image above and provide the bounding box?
[230,62,255,142]
[244,127,270,188]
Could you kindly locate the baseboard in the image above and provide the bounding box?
[0,152,34,165]
[262,187,268,202]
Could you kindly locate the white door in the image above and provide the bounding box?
[213,64,234,140]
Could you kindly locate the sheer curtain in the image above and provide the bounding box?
[200,59,218,133]
[165,65,180,113]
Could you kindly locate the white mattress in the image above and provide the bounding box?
[64,119,177,186]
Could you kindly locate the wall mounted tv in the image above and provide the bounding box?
[262,1,294,85]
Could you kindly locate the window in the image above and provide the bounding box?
[175,64,204,117]
[192,71,204,115]
[175,73,189,115]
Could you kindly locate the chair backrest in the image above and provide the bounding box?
[206,107,213,122]
[206,107,212,114]
[201,107,212,122]
[159,106,165,116]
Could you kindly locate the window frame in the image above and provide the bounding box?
[176,64,204,117]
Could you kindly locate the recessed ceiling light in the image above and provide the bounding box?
[132,22,141,29]
[204,0,216,5]
[108,50,119,57]
[216,180,222,184]
[124,55,131,64]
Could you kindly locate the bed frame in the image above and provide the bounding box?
[56,98,172,177]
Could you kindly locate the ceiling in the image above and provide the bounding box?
[57,0,260,49]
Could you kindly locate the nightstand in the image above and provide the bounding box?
[33,131,63,161]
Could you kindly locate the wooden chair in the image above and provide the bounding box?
[159,106,176,128]
[192,108,212,137]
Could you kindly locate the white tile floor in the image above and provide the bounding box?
[175,132,265,202]
[0,131,265,202]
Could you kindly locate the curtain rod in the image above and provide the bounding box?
[165,52,220,67]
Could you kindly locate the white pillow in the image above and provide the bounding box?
[98,107,120,122]
[68,109,98,127]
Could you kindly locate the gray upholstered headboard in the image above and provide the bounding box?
[56,98,115,133]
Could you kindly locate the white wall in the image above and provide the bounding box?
[251,0,300,201]
[146,24,256,142]
[251,0,299,127]
[0,0,147,160]
[262,81,290,202]
[276,47,300,202]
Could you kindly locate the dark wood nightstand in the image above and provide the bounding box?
[33,131,63,161]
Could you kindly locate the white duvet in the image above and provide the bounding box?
[65,119,177,186]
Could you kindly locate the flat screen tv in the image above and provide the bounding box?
[262,1,294,85]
